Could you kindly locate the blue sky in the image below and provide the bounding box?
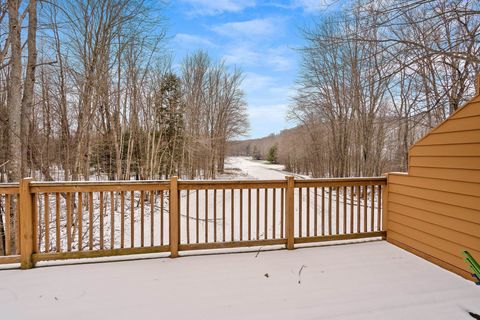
[163,0,337,139]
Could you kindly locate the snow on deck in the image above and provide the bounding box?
[1,241,479,319]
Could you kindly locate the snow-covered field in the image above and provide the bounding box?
[1,241,479,319]
[224,156,305,180]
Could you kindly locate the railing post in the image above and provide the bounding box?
[169,176,179,258]
[20,177,34,269]
[382,173,389,240]
[285,176,294,250]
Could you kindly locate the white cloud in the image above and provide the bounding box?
[223,45,261,66]
[222,44,294,71]
[212,18,278,38]
[248,104,288,120]
[291,0,338,13]
[179,0,255,15]
[242,72,277,92]
[174,33,215,47]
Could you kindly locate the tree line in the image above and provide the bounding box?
[231,0,479,177]
[0,0,249,183]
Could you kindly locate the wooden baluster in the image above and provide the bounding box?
[178,190,181,245]
[298,187,302,237]
[306,187,310,237]
[343,186,347,234]
[336,187,340,235]
[364,186,368,233]
[214,189,217,242]
[350,186,354,233]
[231,189,234,241]
[328,187,332,235]
[256,188,260,240]
[264,188,268,239]
[121,191,125,248]
[140,191,145,248]
[15,196,20,255]
[357,186,361,233]
[15,197,20,255]
[56,193,61,252]
[140,191,145,247]
[130,191,134,248]
[88,192,93,250]
[5,194,11,255]
[67,192,72,251]
[111,191,115,249]
[248,188,252,240]
[99,192,104,250]
[160,191,164,245]
[239,189,243,241]
[222,189,226,242]
[321,187,325,236]
[205,189,208,243]
[150,191,154,246]
[272,188,276,239]
[377,185,382,231]
[314,188,318,237]
[32,193,38,253]
[44,193,50,253]
[77,193,82,251]
[160,190,165,246]
[371,186,375,232]
[195,190,200,243]
[281,188,284,239]
[196,190,199,244]
[186,190,190,244]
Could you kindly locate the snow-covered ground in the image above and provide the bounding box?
[1,157,479,319]
[225,156,308,180]
[1,241,479,319]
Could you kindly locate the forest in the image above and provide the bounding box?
[230,0,479,178]
[0,0,479,182]
[0,0,249,182]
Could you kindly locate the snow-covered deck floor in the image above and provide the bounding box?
[1,241,479,319]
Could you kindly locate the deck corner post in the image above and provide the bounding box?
[381,173,389,240]
[20,177,34,269]
[169,176,179,258]
[285,176,294,250]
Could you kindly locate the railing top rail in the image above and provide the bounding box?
[1,176,387,193]
[30,180,170,186]
[30,180,170,193]
[178,179,286,190]
[0,183,20,194]
[0,183,20,187]
[295,177,387,187]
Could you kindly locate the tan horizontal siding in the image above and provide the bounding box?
[389,173,480,197]
[388,213,480,253]
[388,230,470,275]
[449,101,480,119]
[389,202,479,237]
[387,92,480,282]
[409,156,480,170]
[388,224,477,272]
[410,143,480,157]
[415,130,480,145]
[389,183,479,210]
[433,116,480,133]
[388,238,473,280]
[389,193,480,224]
[408,167,480,183]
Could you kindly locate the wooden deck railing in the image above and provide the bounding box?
[0,176,387,269]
